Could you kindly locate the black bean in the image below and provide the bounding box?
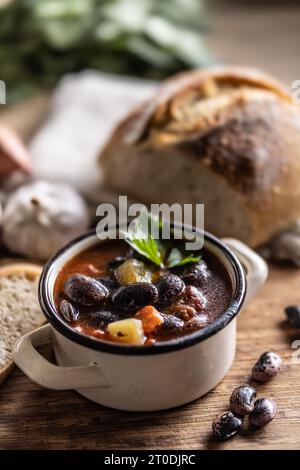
[64,274,109,306]
[212,411,242,440]
[184,314,208,330]
[160,314,184,331]
[285,305,300,328]
[184,285,206,311]
[252,351,282,382]
[107,256,127,270]
[88,311,120,327]
[180,261,210,286]
[155,273,185,308]
[249,398,277,427]
[96,276,119,291]
[60,300,79,322]
[111,283,158,312]
[230,384,257,416]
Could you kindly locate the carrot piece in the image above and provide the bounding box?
[135,305,163,334]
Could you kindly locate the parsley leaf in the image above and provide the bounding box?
[166,248,200,268]
[123,211,200,268]
[123,210,163,267]
[125,236,163,267]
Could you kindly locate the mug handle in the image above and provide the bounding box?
[222,238,268,303]
[13,324,110,390]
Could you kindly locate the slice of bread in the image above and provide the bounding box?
[0,262,44,385]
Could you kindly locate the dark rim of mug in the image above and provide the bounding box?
[39,225,246,356]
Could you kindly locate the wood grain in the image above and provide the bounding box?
[0,263,299,450]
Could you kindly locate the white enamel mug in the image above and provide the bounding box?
[13,228,268,411]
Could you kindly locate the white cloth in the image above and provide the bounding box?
[30,70,157,202]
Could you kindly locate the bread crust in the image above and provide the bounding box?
[0,263,42,279]
[100,66,300,247]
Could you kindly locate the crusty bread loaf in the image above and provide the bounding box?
[100,66,300,247]
[0,263,44,385]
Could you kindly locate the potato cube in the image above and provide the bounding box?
[115,258,152,285]
[107,318,146,345]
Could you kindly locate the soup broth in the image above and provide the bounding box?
[54,240,232,345]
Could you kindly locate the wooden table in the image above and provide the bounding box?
[0,263,299,450]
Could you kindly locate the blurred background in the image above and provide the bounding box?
[208,0,300,83]
[0,0,299,104]
[0,0,300,203]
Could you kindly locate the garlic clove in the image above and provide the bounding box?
[2,180,90,261]
[30,197,51,227]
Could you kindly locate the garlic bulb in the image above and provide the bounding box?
[2,180,90,260]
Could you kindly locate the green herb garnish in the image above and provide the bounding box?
[124,210,163,266]
[126,236,163,267]
[166,248,200,268]
[123,211,200,269]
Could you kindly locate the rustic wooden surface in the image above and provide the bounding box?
[0,263,299,450]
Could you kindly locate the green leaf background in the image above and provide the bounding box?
[0,0,213,102]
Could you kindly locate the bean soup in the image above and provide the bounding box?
[54,239,232,346]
